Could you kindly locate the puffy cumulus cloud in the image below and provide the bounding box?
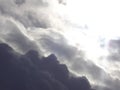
[0,43,93,90]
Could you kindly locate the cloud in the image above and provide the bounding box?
[32,29,120,90]
[0,2,50,28]
[26,28,85,61]
[0,0,65,53]
[58,0,67,5]
[14,0,26,6]
[0,43,93,90]
[39,34,80,60]
[0,18,39,53]
[0,0,120,90]
[0,0,63,29]
[107,39,120,61]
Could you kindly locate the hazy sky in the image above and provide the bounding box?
[0,0,120,90]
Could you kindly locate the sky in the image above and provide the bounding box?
[0,0,120,90]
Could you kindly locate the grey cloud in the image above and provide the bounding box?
[0,0,120,90]
[107,39,120,61]
[0,8,50,29]
[39,33,82,60]
[11,11,50,28]
[0,0,51,28]
[14,0,26,6]
[25,0,49,7]
[104,78,120,90]
[0,19,38,53]
[69,57,110,87]
[71,58,120,90]
[58,0,67,5]
[65,47,120,90]
[93,85,112,90]
[71,58,105,80]
[28,29,120,90]
[107,53,120,61]
[25,11,49,28]
[36,30,108,84]
[112,70,120,78]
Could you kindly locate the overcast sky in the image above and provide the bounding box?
[0,0,120,90]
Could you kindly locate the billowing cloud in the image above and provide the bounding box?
[0,18,38,53]
[0,0,120,90]
[0,43,93,90]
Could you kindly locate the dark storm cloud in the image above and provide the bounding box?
[0,43,93,90]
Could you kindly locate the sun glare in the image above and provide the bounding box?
[57,0,120,61]
[63,28,108,61]
[56,0,113,62]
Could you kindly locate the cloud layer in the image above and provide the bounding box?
[0,0,120,90]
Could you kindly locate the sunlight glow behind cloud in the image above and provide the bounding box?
[58,1,120,86]
[59,0,120,60]
[0,0,120,90]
